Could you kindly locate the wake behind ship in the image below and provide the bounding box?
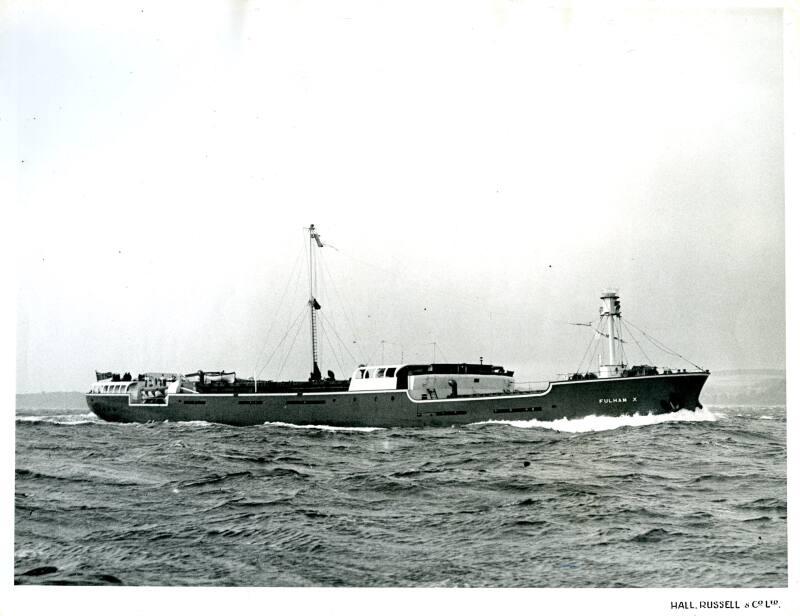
[86,225,709,427]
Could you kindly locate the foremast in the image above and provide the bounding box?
[308,224,324,382]
[598,290,625,378]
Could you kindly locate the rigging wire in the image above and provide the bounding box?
[252,246,305,373]
[276,306,310,380]
[314,228,364,373]
[319,311,358,365]
[575,316,602,374]
[319,254,363,359]
[320,324,346,377]
[623,318,705,371]
[255,305,308,379]
[588,330,604,373]
[580,336,597,375]
[302,225,311,294]
[257,226,315,379]
[620,318,653,365]
[332,245,396,276]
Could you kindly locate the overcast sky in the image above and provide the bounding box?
[7,1,785,393]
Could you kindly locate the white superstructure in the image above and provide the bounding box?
[348,365,400,391]
[348,364,514,399]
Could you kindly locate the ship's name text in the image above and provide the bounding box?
[598,396,637,404]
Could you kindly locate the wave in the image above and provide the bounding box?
[471,407,719,433]
[15,467,144,487]
[261,421,385,432]
[630,528,684,543]
[16,412,100,425]
[179,471,254,488]
[735,497,787,512]
[16,414,223,428]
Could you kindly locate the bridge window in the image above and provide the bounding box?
[376,368,385,378]
[386,367,396,377]
[364,370,370,379]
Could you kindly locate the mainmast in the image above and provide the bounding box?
[598,290,625,378]
[308,224,324,382]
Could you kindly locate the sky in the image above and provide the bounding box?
[6,1,786,393]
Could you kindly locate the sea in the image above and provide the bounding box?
[14,404,786,588]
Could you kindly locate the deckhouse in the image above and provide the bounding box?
[349,363,514,399]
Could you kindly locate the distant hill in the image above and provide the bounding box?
[711,369,785,377]
[16,391,87,411]
[701,370,786,405]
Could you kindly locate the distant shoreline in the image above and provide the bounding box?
[16,391,87,410]
[711,368,785,377]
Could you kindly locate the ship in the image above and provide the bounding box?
[86,224,709,428]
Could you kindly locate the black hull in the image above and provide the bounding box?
[86,372,708,428]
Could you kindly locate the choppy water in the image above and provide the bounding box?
[15,404,786,587]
